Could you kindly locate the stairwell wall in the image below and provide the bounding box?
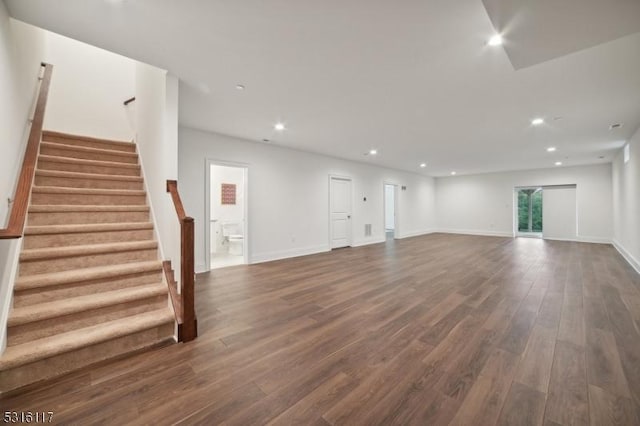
[0,9,45,353]
[41,30,135,141]
[133,62,181,277]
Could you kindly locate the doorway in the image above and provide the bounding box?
[384,184,397,240]
[329,176,352,249]
[207,162,248,269]
[516,187,543,238]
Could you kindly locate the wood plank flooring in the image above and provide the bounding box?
[3,233,640,425]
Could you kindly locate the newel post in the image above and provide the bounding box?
[181,216,197,342]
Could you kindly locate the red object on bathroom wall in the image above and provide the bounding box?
[221,183,236,205]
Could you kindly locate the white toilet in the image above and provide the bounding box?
[221,222,244,256]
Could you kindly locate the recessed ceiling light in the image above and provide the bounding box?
[274,122,285,131]
[531,118,544,126]
[419,163,427,168]
[369,149,378,155]
[555,161,563,166]
[488,34,503,46]
[451,171,457,176]
[547,147,557,152]
[236,84,245,90]
[262,138,270,143]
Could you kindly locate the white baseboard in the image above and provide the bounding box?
[351,237,386,247]
[0,239,22,355]
[542,235,611,244]
[437,228,513,238]
[576,236,612,244]
[396,229,438,239]
[251,244,331,264]
[613,240,640,275]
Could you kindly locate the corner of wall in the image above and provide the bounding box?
[613,239,640,275]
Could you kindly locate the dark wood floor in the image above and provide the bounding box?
[3,233,640,425]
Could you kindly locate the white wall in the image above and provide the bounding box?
[42,31,135,141]
[542,186,577,240]
[384,185,395,230]
[179,127,437,272]
[436,164,613,243]
[210,165,245,253]
[0,10,45,353]
[0,17,44,226]
[134,63,180,272]
[210,165,245,225]
[613,126,640,272]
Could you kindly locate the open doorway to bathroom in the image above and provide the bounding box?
[384,184,397,240]
[206,162,248,270]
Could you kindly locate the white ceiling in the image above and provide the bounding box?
[6,0,640,176]
[483,0,640,69]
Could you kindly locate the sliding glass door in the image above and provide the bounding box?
[516,187,543,237]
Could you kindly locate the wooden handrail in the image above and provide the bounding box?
[167,180,187,219]
[0,63,53,239]
[166,180,197,342]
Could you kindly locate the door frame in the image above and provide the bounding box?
[383,182,399,239]
[513,186,543,238]
[328,174,353,249]
[205,158,250,270]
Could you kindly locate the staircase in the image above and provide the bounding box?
[0,131,175,394]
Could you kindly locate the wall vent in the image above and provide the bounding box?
[365,224,372,237]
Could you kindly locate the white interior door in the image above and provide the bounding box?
[384,185,396,231]
[543,186,577,240]
[330,177,352,249]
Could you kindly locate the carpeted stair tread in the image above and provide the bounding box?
[8,283,167,327]
[20,240,157,262]
[0,309,174,370]
[40,141,138,160]
[14,260,163,291]
[35,169,144,182]
[31,186,146,196]
[25,222,154,235]
[42,130,135,152]
[29,204,149,213]
[38,154,141,171]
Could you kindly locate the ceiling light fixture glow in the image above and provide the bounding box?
[274,122,285,131]
[236,84,245,90]
[420,163,427,168]
[547,147,556,152]
[488,34,503,46]
[555,161,563,166]
[531,118,544,126]
[369,149,378,155]
[451,171,457,176]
